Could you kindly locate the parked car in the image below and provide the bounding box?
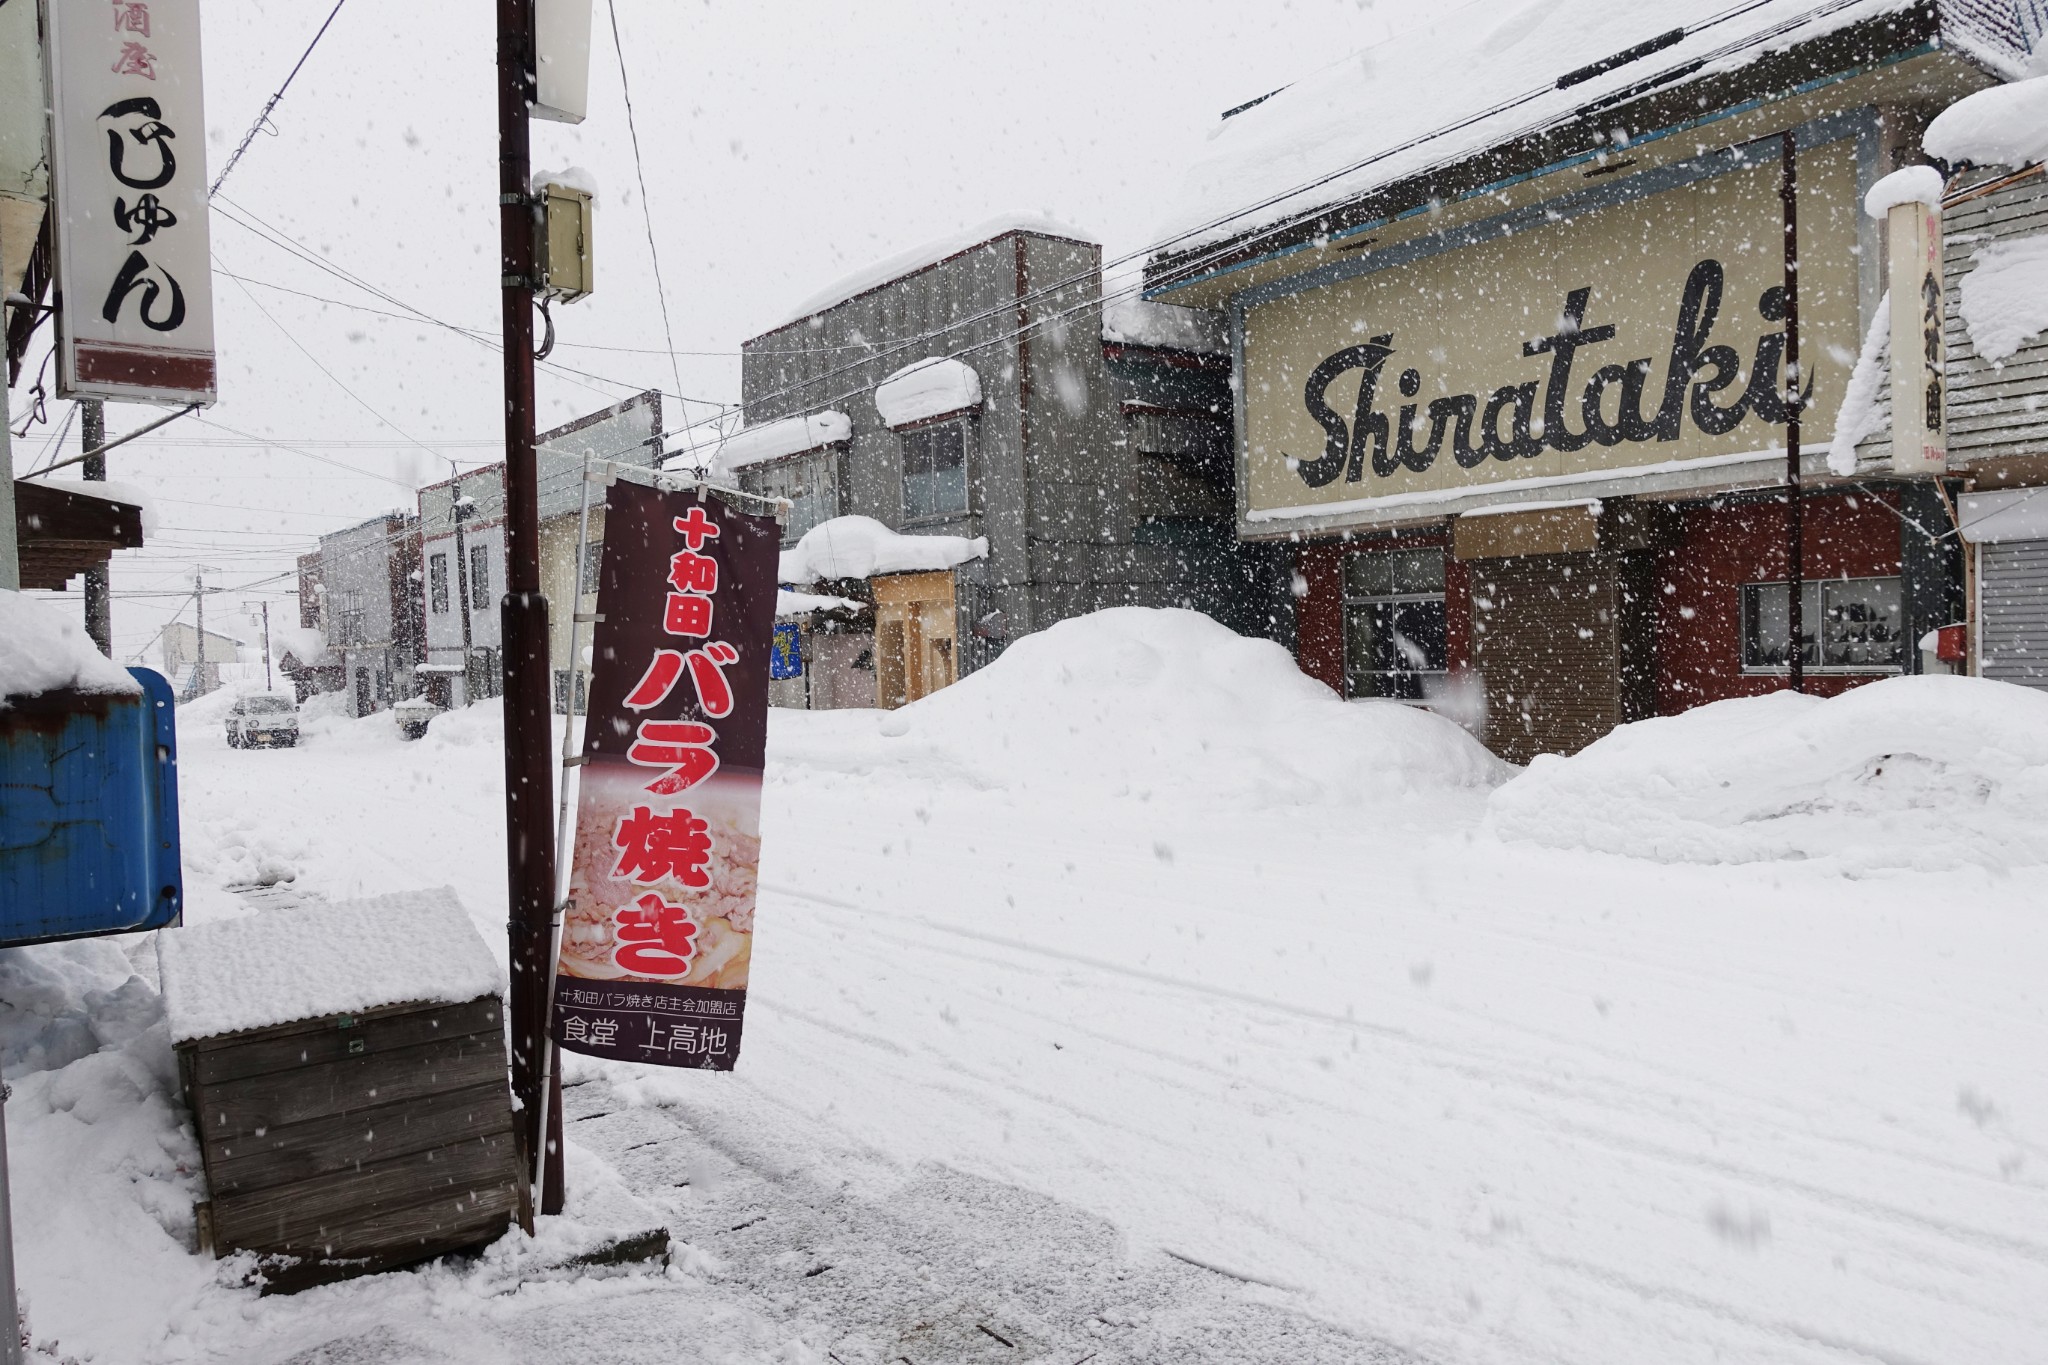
[226,693,300,748]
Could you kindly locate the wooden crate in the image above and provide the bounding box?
[176,993,522,1292]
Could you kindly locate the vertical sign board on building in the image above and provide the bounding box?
[552,481,778,1070]
[44,0,216,404]
[1887,199,1946,475]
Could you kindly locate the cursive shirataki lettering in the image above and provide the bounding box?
[1291,258,1810,488]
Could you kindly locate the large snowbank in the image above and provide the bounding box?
[1959,232,2048,362]
[834,607,1508,806]
[1925,73,2048,168]
[778,514,986,583]
[873,357,982,428]
[0,589,140,704]
[159,887,503,1041]
[1153,1,1918,257]
[1487,676,2048,869]
[711,409,851,474]
[1826,294,1891,474]
[772,214,1094,328]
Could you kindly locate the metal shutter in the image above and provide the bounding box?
[1980,539,2048,689]
[1468,554,1620,764]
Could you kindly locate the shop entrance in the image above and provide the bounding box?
[1467,553,1620,764]
[872,570,959,709]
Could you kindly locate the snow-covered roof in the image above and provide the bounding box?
[712,410,852,475]
[1150,0,2027,267]
[271,624,331,666]
[31,477,158,534]
[874,357,983,429]
[158,887,503,1042]
[769,214,1096,329]
[1925,71,2048,168]
[777,587,864,617]
[1101,298,1228,356]
[779,515,987,584]
[0,590,139,706]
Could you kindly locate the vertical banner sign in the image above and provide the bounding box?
[1887,199,1945,474]
[552,481,778,1070]
[45,0,217,404]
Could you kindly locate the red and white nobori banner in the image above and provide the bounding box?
[552,480,778,1071]
[46,0,217,405]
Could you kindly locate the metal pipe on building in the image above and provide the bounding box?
[1782,129,1804,693]
[81,399,110,655]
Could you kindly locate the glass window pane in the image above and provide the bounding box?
[1342,603,1377,697]
[1342,554,1389,598]
[1389,550,1446,594]
[1821,577,1903,668]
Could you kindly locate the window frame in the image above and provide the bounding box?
[899,416,972,525]
[429,553,450,615]
[1738,574,1905,675]
[469,544,491,611]
[1340,548,1450,703]
[744,446,843,548]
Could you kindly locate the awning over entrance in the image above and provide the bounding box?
[13,479,145,590]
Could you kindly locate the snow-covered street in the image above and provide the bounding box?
[8,611,2046,1364]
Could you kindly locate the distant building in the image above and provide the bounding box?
[721,218,1288,708]
[162,621,242,698]
[311,512,424,717]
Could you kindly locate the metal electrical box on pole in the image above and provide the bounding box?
[538,183,594,303]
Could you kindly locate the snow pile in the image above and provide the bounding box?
[533,164,600,199]
[1863,164,1945,217]
[1487,677,2048,869]
[1959,233,2048,362]
[1101,298,1228,355]
[159,887,503,1041]
[0,589,140,704]
[1826,294,1890,475]
[873,357,983,428]
[771,213,1094,327]
[712,410,851,473]
[779,515,986,583]
[1925,73,2048,168]
[851,607,1508,806]
[271,622,330,665]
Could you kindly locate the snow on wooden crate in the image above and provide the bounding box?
[160,888,522,1292]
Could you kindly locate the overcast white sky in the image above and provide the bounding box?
[10,0,1406,662]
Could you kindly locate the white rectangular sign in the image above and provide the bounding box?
[1887,199,1946,474]
[45,0,217,405]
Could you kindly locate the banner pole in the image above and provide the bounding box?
[532,453,598,1210]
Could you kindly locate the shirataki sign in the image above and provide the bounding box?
[46,0,216,404]
[1242,141,1861,519]
[552,480,779,1071]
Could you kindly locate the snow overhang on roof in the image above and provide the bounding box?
[778,515,987,584]
[712,410,852,475]
[1100,298,1228,357]
[1146,0,2035,294]
[874,357,983,429]
[761,214,1097,332]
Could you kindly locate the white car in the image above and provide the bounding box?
[226,693,301,749]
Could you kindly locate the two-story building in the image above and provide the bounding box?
[720,217,1290,706]
[1141,0,2044,761]
[304,511,423,716]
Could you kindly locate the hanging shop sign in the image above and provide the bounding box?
[1241,140,1863,523]
[769,622,803,679]
[45,0,216,405]
[1886,199,1946,475]
[552,479,779,1071]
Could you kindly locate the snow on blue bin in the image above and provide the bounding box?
[0,667,183,947]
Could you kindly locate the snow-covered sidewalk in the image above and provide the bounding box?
[7,610,2046,1364]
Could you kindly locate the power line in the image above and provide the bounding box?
[604,0,697,465]
[210,0,351,198]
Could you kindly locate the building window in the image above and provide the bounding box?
[470,544,491,610]
[747,450,841,546]
[580,539,603,592]
[1740,576,1903,672]
[902,421,969,523]
[1343,549,1448,701]
[333,590,366,647]
[429,553,449,615]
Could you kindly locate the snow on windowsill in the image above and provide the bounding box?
[1101,298,1228,356]
[875,358,983,429]
[712,410,853,475]
[1925,73,2048,170]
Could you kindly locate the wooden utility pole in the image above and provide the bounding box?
[81,399,110,656]
[496,0,564,1221]
[1782,129,1805,692]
